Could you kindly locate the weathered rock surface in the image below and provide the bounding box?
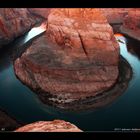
[0,8,42,46]
[0,110,21,131]
[15,120,82,132]
[14,8,119,107]
[120,9,140,41]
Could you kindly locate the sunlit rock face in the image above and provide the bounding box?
[120,9,140,41]
[14,8,119,107]
[0,8,41,46]
[15,120,82,132]
[28,8,132,24]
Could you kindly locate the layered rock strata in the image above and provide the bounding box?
[14,8,119,107]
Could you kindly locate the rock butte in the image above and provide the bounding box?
[15,120,82,132]
[14,8,120,107]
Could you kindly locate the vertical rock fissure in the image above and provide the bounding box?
[77,31,90,63]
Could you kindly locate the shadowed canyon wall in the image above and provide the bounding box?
[120,8,140,41]
[0,8,43,46]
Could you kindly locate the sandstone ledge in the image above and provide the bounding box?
[15,120,82,132]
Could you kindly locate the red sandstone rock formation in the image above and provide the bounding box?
[120,8,140,41]
[0,8,42,46]
[14,8,119,108]
[15,120,82,132]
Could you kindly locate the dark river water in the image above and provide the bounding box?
[0,24,140,132]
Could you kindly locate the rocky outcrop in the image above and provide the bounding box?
[0,110,21,131]
[120,9,140,41]
[15,120,82,132]
[0,8,42,46]
[14,8,119,108]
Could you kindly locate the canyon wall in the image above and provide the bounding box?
[0,8,42,46]
[120,8,140,41]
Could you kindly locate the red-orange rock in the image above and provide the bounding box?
[120,8,140,40]
[14,8,119,108]
[15,120,82,132]
[0,8,41,46]
[28,8,132,24]
[46,8,119,63]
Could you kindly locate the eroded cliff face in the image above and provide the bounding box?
[15,120,82,132]
[0,8,42,46]
[120,9,140,41]
[14,8,119,107]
